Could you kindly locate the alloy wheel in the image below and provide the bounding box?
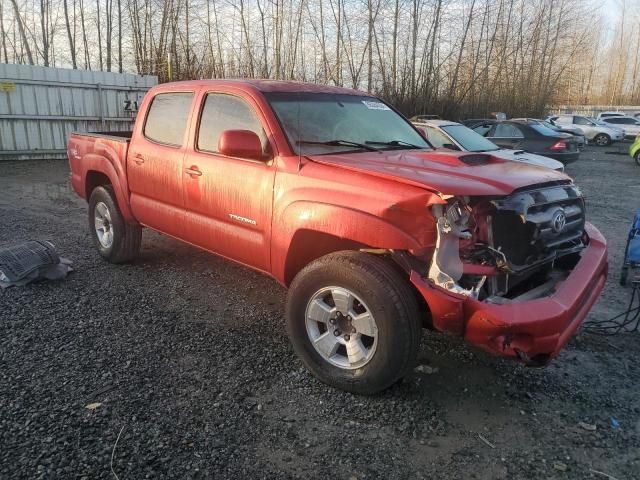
[94,201,114,248]
[305,286,379,369]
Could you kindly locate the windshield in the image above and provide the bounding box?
[265,92,430,155]
[440,124,499,152]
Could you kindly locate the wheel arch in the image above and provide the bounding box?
[274,201,423,286]
[82,154,136,223]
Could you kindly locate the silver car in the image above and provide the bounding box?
[413,120,565,171]
[599,116,640,139]
[597,111,627,120]
[548,114,624,146]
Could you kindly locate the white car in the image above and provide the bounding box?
[597,111,627,120]
[547,114,624,146]
[599,116,640,139]
[413,120,565,171]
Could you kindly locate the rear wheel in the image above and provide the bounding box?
[88,186,141,263]
[593,133,611,146]
[635,151,640,166]
[286,251,421,395]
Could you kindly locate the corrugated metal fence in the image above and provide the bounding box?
[0,64,157,161]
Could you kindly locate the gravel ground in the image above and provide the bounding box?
[1,146,639,479]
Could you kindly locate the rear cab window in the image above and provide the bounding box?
[144,92,194,146]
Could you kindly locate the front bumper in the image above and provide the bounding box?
[410,222,608,362]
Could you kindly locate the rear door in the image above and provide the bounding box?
[486,123,525,149]
[181,90,276,272]
[128,91,195,237]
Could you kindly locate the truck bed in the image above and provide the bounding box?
[73,131,133,142]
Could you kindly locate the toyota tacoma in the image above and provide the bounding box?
[67,80,608,394]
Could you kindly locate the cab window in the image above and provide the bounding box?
[144,92,194,146]
[197,93,267,154]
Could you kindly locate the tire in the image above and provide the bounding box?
[593,133,611,146]
[88,185,141,263]
[635,152,640,167]
[285,251,421,395]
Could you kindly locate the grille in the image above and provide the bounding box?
[490,184,585,266]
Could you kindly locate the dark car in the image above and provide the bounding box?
[511,118,586,149]
[461,118,496,129]
[471,120,580,164]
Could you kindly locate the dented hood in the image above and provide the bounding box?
[308,149,570,197]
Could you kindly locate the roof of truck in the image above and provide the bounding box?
[152,79,367,96]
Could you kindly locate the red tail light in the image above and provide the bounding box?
[550,141,567,151]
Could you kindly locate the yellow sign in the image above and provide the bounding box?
[0,82,16,92]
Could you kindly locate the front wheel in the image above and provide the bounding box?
[285,251,421,394]
[593,133,611,146]
[88,186,142,263]
[635,152,640,166]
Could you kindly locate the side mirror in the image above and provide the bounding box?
[442,143,460,151]
[218,130,264,161]
[416,127,428,139]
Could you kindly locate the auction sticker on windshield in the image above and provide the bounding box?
[362,100,390,110]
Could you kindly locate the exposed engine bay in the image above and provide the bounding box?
[429,183,587,303]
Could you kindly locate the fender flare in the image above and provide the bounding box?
[82,149,135,223]
[272,201,422,284]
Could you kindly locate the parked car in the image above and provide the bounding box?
[470,120,580,164]
[67,79,607,394]
[597,112,627,120]
[511,118,586,149]
[461,118,495,128]
[547,114,624,146]
[413,119,565,171]
[411,114,441,121]
[631,134,640,166]
[599,116,640,139]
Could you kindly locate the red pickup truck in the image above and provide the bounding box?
[67,80,607,394]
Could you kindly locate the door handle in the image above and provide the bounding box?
[133,154,145,165]
[185,166,202,177]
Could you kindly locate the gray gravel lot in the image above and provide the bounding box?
[1,146,639,479]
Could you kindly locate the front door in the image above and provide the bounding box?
[181,91,276,272]
[128,91,194,238]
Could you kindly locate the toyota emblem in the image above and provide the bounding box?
[552,210,567,233]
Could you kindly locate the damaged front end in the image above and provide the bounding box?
[410,183,607,364]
